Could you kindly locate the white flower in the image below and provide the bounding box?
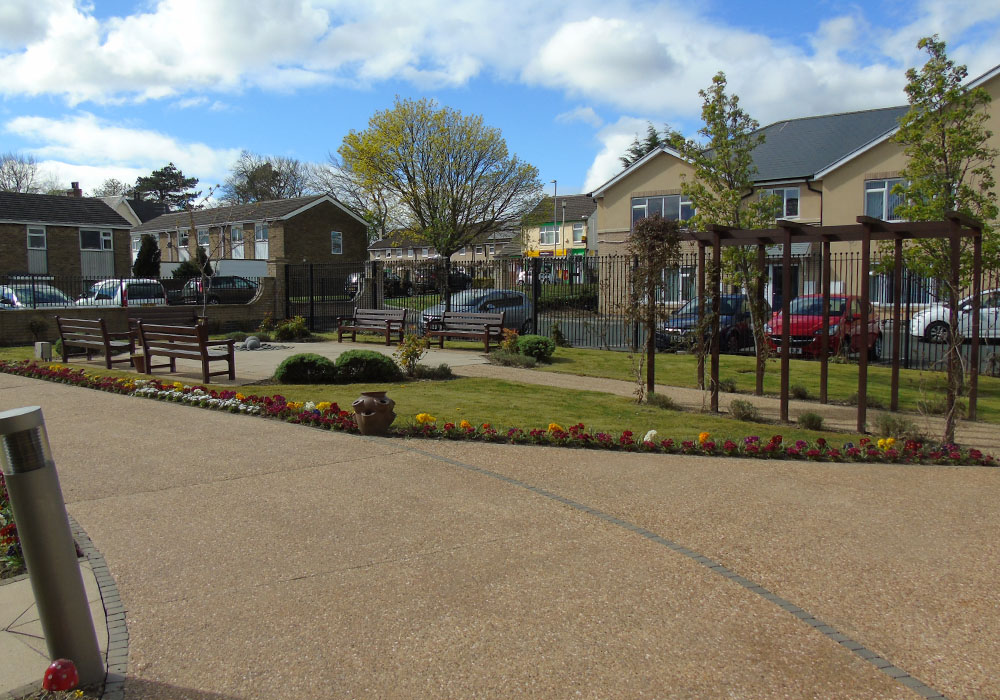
[304,401,316,412]
[643,430,658,443]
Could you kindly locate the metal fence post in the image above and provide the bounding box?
[530,257,540,335]
[308,264,315,332]
[0,406,104,685]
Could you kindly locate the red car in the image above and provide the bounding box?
[766,294,883,360]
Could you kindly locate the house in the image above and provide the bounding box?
[0,188,133,278]
[369,225,520,264]
[588,62,1000,306]
[521,194,597,258]
[133,194,369,277]
[99,196,169,264]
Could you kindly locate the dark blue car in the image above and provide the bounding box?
[655,294,766,353]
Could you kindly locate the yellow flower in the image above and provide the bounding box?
[459,419,473,430]
[886,437,896,448]
[877,438,886,450]
[235,392,246,401]
[698,431,711,444]
[316,401,332,412]
[415,412,436,424]
[547,422,565,433]
[286,401,303,411]
[173,382,184,390]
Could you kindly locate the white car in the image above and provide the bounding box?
[75,278,167,307]
[910,288,1000,342]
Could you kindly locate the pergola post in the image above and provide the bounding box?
[947,223,962,443]
[697,243,706,390]
[780,229,791,423]
[711,231,721,413]
[890,236,903,412]
[820,238,831,404]
[756,244,766,396]
[969,221,982,421]
[858,226,872,433]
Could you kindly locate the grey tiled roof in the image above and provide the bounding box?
[0,191,132,227]
[527,194,595,222]
[369,225,516,250]
[750,106,908,181]
[133,195,341,232]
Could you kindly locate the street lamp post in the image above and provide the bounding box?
[551,180,557,249]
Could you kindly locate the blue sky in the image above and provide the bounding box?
[2,0,999,199]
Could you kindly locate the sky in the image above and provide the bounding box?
[2,0,999,200]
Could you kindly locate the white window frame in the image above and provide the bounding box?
[864,178,905,222]
[539,225,557,246]
[80,228,113,251]
[27,226,47,250]
[422,247,430,257]
[407,248,415,258]
[761,187,800,219]
[487,244,495,255]
[197,228,210,256]
[459,246,467,256]
[630,195,695,227]
[177,229,191,261]
[395,248,403,258]
[330,231,343,255]
[231,226,244,259]
[572,222,585,243]
[254,222,269,259]
[475,245,484,255]
[130,234,141,262]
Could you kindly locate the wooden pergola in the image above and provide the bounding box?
[682,213,983,432]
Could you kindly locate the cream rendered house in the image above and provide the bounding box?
[521,194,597,258]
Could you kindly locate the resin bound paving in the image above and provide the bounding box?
[1,371,998,698]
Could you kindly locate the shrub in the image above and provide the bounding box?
[647,392,679,410]
[393,333,429,376]
[872,413,924,441]
[411,363,454,380]
[500,328,519,354]
[918,395,966,416]
[797,412,824,430]
[53,338,63,358]
[487,350,537,368]
[335,350,403,383]
[846,392,886,410]
[550,322,572,348]
[274,353,338,384]
[516,334,556,362]
[790,384,812,400]
[718,377,737,393]
[729,399,761,422]
[27,316,48,341]
[225,331,249,342]
[274,315,309,341]
[258,313,276,335]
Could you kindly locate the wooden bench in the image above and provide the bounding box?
[136,321,235,384]
[336,308,408,346]
[54,316,135,370]
[126,306,203,333]
[426,311,505,352]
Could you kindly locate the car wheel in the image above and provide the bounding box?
[869,333,883,361]
[519,319,533,334]
[925,321,949,343]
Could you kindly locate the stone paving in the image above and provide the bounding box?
[1,369,999,698]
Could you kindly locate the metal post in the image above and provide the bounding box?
[308,264,315,332]
[530,257,540,335]
[0,407,104,685]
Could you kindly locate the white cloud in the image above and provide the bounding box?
[5,113,241,185]
[582,116,652,193]
[555,106,603,129]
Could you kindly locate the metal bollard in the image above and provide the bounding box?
[0,406,104,685]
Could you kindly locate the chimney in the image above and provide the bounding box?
[69,182,83,197]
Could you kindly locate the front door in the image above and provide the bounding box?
[768,264,799,310]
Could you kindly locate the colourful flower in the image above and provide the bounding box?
[548,422,565,433]
[459,420,473,430]
[698,431,711,445]
[415,413,436,424]
[643,430,658,443]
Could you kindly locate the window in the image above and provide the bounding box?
[422,247,430,257]
[177,229,191,261]
[197,228,210,256]
[330,231,343,255]
[539,225,557,245]
[487,245,495,255]
[659,265,697,303]
[28,226,46,250]
[630,195,694,227]
[459,246,467,256]
[395,248,403,258]
[475,245,484,255]
[254,223,268,259]
[231,226,244,259]
[761,188,800,219]
[80,229,113,251]
[865,178,904,221]
[408,248,415,258]
[130,235,140,262]
[572,222,585,243]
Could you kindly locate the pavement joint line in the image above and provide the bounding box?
[399,440,951,700]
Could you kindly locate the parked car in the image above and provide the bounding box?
[956,289,1000,341]
[75,278,167,307]
[0,283,74,309]
[765,294,883,360]
[911,288,1000,342]
[173,275,259,305]
[418,289,534,334]
[346,270,413,298]
[412,269,473,294]
[655,294,766,353]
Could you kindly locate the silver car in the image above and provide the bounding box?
[0,283,74,309]
[75,278,167,307]
[419,289,534,334]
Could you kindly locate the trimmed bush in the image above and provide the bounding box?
[872,413,924,440]
[274,315,309,341]
[718,377,737,393]
[790,384,812,400]
[516,334,556,362]
[335,350,403,383]
[647,392,679,410]
[411,363,455,380]
[274,353,338,384]
[797,412,824,430]
[729,399,762,422]
[488,350,537,368]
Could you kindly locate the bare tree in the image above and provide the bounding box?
[221,151,315,204]
[0,152,39,193]
[310,154,406,243]
[90,178,132,197]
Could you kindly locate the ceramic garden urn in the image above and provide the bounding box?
[352,391,396,436]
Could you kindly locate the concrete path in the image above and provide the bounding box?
[1,372,999,698]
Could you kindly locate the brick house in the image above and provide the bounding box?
[369,225,520,263]
[0,189,133,278]
[133,194,370,276]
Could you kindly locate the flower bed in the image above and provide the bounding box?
[0,360,995,469]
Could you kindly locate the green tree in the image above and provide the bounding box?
[221,151,314,204]
[171,247,212,279]
[339,97,541,305]
[892,36,999,442]
[134,163,200,210]
[670,72,778,397]
[620,122,666,169]
[132,234,161,278]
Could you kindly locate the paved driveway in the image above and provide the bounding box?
[1,373,999,699]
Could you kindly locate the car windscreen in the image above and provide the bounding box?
[448,290,489,306]
[11,286,72,305]
[674,297,741,315]
[127,283,164,299]
[788,297,846,315]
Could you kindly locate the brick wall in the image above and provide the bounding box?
[281,201,368,264]
[0,278,279,346]
[0,223,28,273]
[1,224,132,276]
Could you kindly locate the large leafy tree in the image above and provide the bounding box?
[339,97,542,303]
[221,151,314,204]
[620,122,666,169]
[670,72,777,396]
[134,163,200,210]
[892,36,999,442]
[0,152,39,193]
